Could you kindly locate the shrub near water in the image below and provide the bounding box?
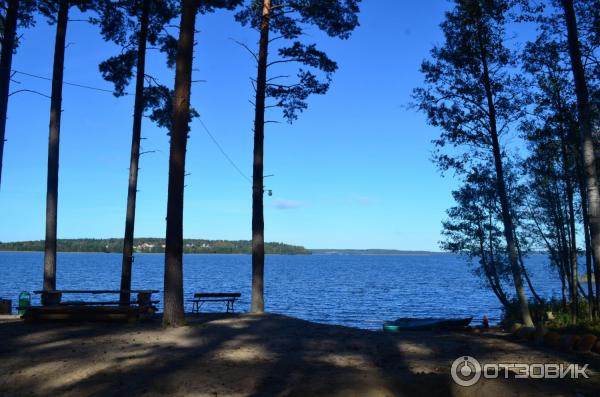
[501,298,600,336]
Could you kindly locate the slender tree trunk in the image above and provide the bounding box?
[0,0,19,191]
[477,32,533,326]
[584,211,597,318]
[557,85,588,318]
[559,127,580,321]
[568,100,596,318]
[561,0,600,321]
[43,0,68,291]
[482,240,510,308]
[120,0,149,305]
[514,231,543,305]
[529,204,568,309]
[577,281,589,299]
[552,188,571,285]
[552,193,574,307]
[478,219,510,308]
[251,0,271,314]
[163,0,196,327]
[485,212,510,306]
[579,189,598,318]
[560,265,568,309]
[483,259,511,308]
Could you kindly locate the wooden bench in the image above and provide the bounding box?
[190,293,241,313]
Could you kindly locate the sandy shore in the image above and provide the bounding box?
[0,314,598,396]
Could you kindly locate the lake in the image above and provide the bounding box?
[0,252,563,329]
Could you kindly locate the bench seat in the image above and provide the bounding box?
[191,293,241,313]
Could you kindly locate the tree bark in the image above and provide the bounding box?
[120,0,149,305]
[551,185,572,296]
[43,0,69,291]
[514,231,543,305]
[251,0,271,314]
[162,0,196,327]
[477,30,533,327]
[559,124,579,321]
[0,0,19,191]
[529,203,568,309]
[577,174,597,318]
[479,221,510,308]
[561,0,600,320]
[485,209,511,308]
[560,84,596,318]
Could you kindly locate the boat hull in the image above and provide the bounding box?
[383,317,472,332]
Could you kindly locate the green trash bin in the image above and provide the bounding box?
[18,291,31,315]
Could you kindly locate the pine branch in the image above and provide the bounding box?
[230,38,258,62]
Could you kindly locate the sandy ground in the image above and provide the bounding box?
[0,314,599,397]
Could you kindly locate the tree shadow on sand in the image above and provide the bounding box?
[0,315,599,396]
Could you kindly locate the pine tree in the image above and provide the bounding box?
[521,33,592,320]
[559,0,600,318]
[94,0,178,304]
[0,0,36,191]
[413,0,534,326]
[236,0,361,313]
[162,0,242,327]
[441,166,513,308]
[39,0,95,291]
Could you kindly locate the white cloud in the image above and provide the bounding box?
[272,199,305,210]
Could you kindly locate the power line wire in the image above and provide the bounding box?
[13,69,130,95]
[13,68,251,185]
[197,117,252,185]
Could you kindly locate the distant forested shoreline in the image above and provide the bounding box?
[0,239,310,255]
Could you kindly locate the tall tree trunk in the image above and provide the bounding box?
[559,126,579,321]
[552,186,571,283]
[0,0,19,191]
[552,190,574,306]
[560,265,568,309]
[43,0,68,291]
[485,212,510,307]
[477,30,533,326]
[583,209,597,318]
[479,223,510,308]
[162,0,196,327]
[561,0,600,321]
[565,91,596,318]
[529,204,568,309]
[579,189,598,318]
[120,0,149,305]
[514,231,543,305]
[251,0,271,314]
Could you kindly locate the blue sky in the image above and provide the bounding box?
[0,0,462,250]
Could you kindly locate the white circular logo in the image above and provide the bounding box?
[451,356,482,386]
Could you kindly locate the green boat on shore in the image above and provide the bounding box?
[383,317,472,332]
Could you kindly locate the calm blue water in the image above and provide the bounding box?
[0,252,563,329]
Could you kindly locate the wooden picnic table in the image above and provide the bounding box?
[32,290,159,307]
[190,292,241,313]
[33,290,159,294]
[24,289,161,323]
